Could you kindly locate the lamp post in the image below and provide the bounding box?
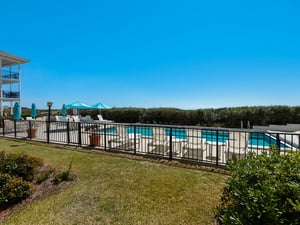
[47,101,53,143]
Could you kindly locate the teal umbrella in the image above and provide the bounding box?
[65,101,92,115]
[90,102,111,115]
[31,103,37,119]
[65,101,92,109]
[90,102,111,109]
[61,104,67,116]
[13,102,21,120]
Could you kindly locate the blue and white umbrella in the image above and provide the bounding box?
[13,102,21,120]
[31,103,37,119]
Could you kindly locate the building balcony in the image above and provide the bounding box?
[1,70,19,80]
[2,91,20,99]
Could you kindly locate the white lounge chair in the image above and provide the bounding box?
[225,131,249,161]
[182,129,207,160]
[108,125,138,149]
[80,115,95,123]
[147,127,181,156]
[72,115,81,123]
[147,127,168,154]
[55,116,67,122]
[97,114,113,123]
[55,115,77,130]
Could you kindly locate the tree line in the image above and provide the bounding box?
[15,105,300,128]
[83,105,300,128]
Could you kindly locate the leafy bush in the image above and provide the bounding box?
[218,146,300,225]
[0,152,43,206]
[0,151,42,181]
[53,157,74,185]
[37,168,53,183]
[0,173,32,204]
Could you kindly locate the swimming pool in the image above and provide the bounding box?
[104,127,229,143]
[102,127,290,148]
[201,130,228,143]
[103,127,187,139]
[248,133,289,148]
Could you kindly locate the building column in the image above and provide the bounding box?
[0,58,2,116]
[18,63,21,116]
[18,63,21,98]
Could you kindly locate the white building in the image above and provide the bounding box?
[0,50,29,116]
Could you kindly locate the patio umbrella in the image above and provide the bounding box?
[61,104,67,116]
[65,101,92,115]
[13,102,21,120]
[90,102,111,115]
[65,101,92,109]
[31,103,37,119]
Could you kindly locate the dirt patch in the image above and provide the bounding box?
[0,166,77,222]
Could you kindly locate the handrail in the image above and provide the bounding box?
[1,70,19,79]
[1,91,20,98]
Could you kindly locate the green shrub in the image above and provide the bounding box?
[53,171,69,185]
[53,157,74,185]
[0,173,32,205]
[0,151,43,181]
[37,168,53,183]
[0,152,43,206]
[218,146,300,225]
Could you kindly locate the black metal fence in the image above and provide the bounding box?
[1,119,299,168]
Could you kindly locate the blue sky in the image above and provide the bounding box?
[1,0,300,109]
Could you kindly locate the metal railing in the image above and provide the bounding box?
[1,70,19,79]
[1,91,20,98]
[1,119,299,168]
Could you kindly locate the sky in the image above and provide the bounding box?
[1,0,300,110]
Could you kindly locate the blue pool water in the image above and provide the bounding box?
[102,127,289,148]
[248,133,288,148]
[201,130,228,143]
[104,127,187,139]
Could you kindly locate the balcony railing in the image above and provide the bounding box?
[2,91,20,98]
[1,70,19,79]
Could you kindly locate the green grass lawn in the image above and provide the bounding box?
[0,138,227,225]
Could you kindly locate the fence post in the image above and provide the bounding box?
[104,124,107,150]
[169,128,173,160]
[67,121,70,144]
[78,122,82,147]
[276,133,281,152]
[134,125,137,154]
[216,130,219,166]
[14,120,17,138]
[28,120,32,140]
[47,119,50,144]
[2,119,5,136]
[298,134,300,151]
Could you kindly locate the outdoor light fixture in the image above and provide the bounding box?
[47,101,53,108]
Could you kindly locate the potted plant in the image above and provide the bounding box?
[26,120,38,138]
[89,133,101,146]
[85,125,101,147]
